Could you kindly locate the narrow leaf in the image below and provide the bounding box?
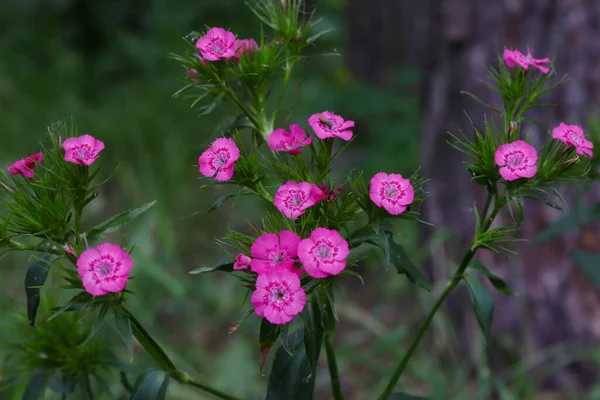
[131,370,170,400]
[208,191,247,213]
[266,329,317,400]
[48,291,93,321]
[259,319,281,374]
[464,274,495,343]
[22,373,48,400]
[468,260,517,296]
[302,300,324,376]
[189,261,234,275]
[86,200,156,240]
[79,303,109,347]
[25,256,55,326]
[381,231,430,291]
[114,311,134,363]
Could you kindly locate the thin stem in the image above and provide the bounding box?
[272,58,297,124]
[377,195,503,400]
[6,240,64,256]
[325,333,344,400]
[253,181,274,203]
[178,374,243,400]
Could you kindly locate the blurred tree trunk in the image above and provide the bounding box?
[347,0,600,392]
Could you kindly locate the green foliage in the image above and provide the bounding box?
[463,274,495,344]
[85,200,157,240]
[131,370,170,400]
[24,256,55,327]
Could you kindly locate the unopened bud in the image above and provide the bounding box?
[509,121,520,137]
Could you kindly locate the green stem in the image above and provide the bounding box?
[6,240,64,256]
[377,194,503,400]
[253,181,274,203]
[272,58,296,124]
[126,310,240,400]
[325,333,344,400]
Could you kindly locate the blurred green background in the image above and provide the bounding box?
[1,1,599,399]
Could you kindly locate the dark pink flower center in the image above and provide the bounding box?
[270,250,287,265]
[310,239,337,262]
[264,281,294,309]
[210,147,231,170]
[567,130,583,146]
[318,116,338,131]
[74,144,92,160]
[285,190,308,209]
[89,254,122,280]
[380,182,406,203]
[503,150,525,169]
[211,39,225,54]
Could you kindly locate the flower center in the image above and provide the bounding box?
[211,148,230,169]
[567,130,583,145]
[286,190,306,208]
[505,151,524,168]
[382,182,404,201]
[211,39,224,54]
[95,260,114,276]
[268,284,291,306]
[75,145,91,160]
[317,243,332,259]
[271,250,286,265]
[319,116,337,131]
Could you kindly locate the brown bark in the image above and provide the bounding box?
[347,0,600,392]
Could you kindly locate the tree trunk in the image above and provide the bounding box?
[347,0,600,392]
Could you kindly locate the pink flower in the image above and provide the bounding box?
[198,138,240,181]
[63,244,75,255]
[504,48,550,74]
[552,123,594,158]
[318,183,343,202]
[234,39,258,60]
[250,269,307,324]
[268,124,312,155]
[298,228,349,279]
[308,111,355,141]
[274,181,322,219]
[234,254,252,271]
[195,27,237,61]
[186,68,199,83]
[62,135,105,166]
[369,172,415,215]
[250,230,301,274]
[76,243,133,296]
[495,140,538,181]
[7,152,44,179]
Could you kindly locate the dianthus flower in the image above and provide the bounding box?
[234,38,258,60]
[186,68,199,83]
[503,48,550,74]
[251,269,307,324]
[77,243,133,296]
[369,172,414,215]
[274,181,322,219]
[234,254,252,271]
[552,123,593,158]
[308,111,355,141]
[195,27,237,61]
[198,138,240,181]
[250,230,301,275]
[7,152,44,179]
[62,135,105,166]
[267,124,312,155]
[494,140,538,181]
[298,228,349,279]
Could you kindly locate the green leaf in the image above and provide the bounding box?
[266,328,316,400]
[131,370,170,400]
[302,299,324,376]
[468,260,517,296]
[377,231,430,291]
[80,303,109,347]
[390,393,431,400]
[22,373,48,400]
[86,200,156,240]
[48,291,93,321]
[189,261,234,275]
[572,251,600,288]
[259,319,281,374]
[208,190,249,213]
[25,255,55,326]
[115,311,134,363]
[463,274,495,343]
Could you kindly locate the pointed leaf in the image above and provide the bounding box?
[280,323,293,356]
[80,303,109,347]
[463,274,495,343]
[22,373,48,400]
[380,231,430,291]
[266,329,317,400]
[25,255,55,326]
[48,291,93,321]
[208,191,248,213]
[189,261,234,275]
[115,311,134,363]
[131,370,170,400]
[86,200,156,240]
[259,319,281,374]
[468,260,517,296]
[572,251,600,288]
[302,299,324,376]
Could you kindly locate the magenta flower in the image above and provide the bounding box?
[552,123,594,158]
[63,244,75,256]
[250,268,307,324]
[495,140,538,181]
[250,230,301,275]
[62,135,105,166]
[234,38,258,60]
[195,27,237,61]
[308,111,355,141]
[234,253,252,271]
[369,172,415,215]
[504,48,550,74]
[76,243,133,296]
[298,228,349,279]
[186,68,199,83]
[267,124,312,155]
[7,152,44,179]
[198,138,240,181]
[274,181,322,219]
